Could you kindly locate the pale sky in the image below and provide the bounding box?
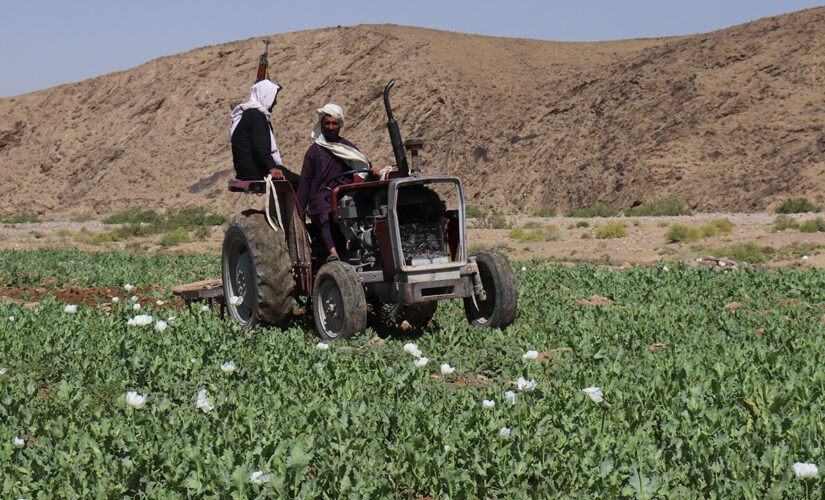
[1,0,822,97]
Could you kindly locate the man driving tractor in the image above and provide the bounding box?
[297,104,378,260]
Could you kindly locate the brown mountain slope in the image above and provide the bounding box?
[1,9,824,217]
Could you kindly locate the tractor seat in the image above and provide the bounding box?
[228,179,266,194]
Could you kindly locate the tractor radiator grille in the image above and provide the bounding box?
[399,221,448,264]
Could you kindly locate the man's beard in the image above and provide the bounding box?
[323,130,339,142]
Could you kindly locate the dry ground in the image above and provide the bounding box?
[1,212,822,268]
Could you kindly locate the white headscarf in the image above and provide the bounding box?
[311,103,370,173]
[230,80,283,165]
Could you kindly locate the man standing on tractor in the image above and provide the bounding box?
[297,104,375,261]
[229,80,300,190]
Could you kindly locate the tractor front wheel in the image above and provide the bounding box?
[464,251,517,329]
[222,211,294,329]
[312,261,367,340]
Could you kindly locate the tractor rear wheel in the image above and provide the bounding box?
[312,261,367,340]
[222,211,293,329]
[464,251,517,329]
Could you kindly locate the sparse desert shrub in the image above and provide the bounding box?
[666,224,702,243]
[709,242,767,264]
[532,206,557,217]
[712,218,733,235]
[523,221,542,229]
[595,222,627,239]
[468,243,512,255]
[565,204,620,218]
[159,227,190,247]
[576,221,590,228]
[69,215,94,223]
[699,225,716,237]
[465,204,486,219]
[799,217,825,233]
[774,215,799,231]
[103,206,163,225]
[775,198,822,214]
[625,198,692,217]
[508,224,560,243]
[1,213,43,223]
[469,207,511,229]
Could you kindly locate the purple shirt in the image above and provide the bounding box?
[297,138,360,223]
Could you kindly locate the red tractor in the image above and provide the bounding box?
[221,81,517,340]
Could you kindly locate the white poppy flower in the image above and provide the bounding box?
[315,362,324,372]
[802,255,809,261]
[521,266,527,271]
[482,399,495,410]
[440,363,455,375]
[505,390,518,405]
[696,257,703,262]
[167,316,176,325]
[196,389,214,413]
[129,315,153,327]
[719,261,726,267]
[316,342,329,351]
[249,470,270,485]
[112,296,120,302]
[499,427,511,439]
[154,320,167,332]
[190,357,198,363]
[0,367,6,375]
[228,295,243,306]
[582,386,604,403]
[414,357,429,368]
[792,462,819,479]
[132,303,141,311]
[127,318,136,326]
[8,316,14,321]
[221,361,236,374]
[124,284,134,292]
[522,350,539,360]
[444,445,451,452]
[201,304,210,312]
[13,437,25,449]
[411,349,423,359]
[155,299,164,305]
[403,343,418,354]
[130,295,139,302]
[516,377,538,391]
[126,391,147,409]
[662,265,669,271]
[64,304,78,314]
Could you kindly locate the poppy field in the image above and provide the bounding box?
[2,249,825,497]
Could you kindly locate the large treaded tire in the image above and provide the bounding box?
[312,261,367,340]
[463,251,518,329]
[222,211,293,329]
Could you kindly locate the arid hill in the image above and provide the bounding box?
[1,8,824,217]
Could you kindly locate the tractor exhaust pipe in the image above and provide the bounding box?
[383,80,410,176]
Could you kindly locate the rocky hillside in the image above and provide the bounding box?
[1,8,824,217]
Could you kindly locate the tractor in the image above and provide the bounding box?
[221,80,517,340]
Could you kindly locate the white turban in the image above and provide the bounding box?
[311,103,369,173]
[230,80,283,164]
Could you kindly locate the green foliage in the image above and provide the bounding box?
[665,224,702,243]
[594,222,627,239]
[564,203,620,218]
[624,198,692,217]
[709,242,767,263]
[102,206,163,225]
[799,217,825,233]
[69,215,95,223]
[711,218,733,235]
[468,206,511,229]
[467,243,512,255]
[522,221,542,229]
[3,251,825,496]
[576,221,590,228]
[465,204,486,219]
[159,227,190,247]
[775,198,822,214]
[508,224,560,243]
[0,213,42,223]
[774,215,799,231]
[531,206,557,217]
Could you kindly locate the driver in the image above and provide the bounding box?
[297,103,376,260]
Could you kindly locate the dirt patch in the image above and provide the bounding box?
[575,295,615,307]
[0,284,184,309]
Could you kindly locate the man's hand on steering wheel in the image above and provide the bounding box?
[268,167,286,180]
